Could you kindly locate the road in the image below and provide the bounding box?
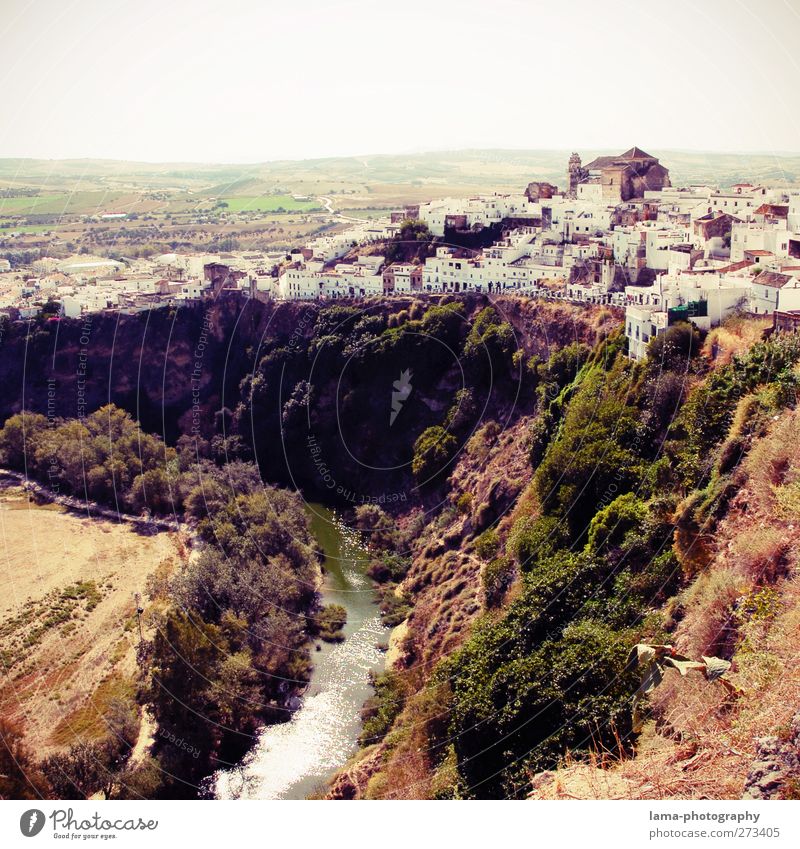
[315,195,372,224]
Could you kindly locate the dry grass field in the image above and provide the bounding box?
[0,482,187,755]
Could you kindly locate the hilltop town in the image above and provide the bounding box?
[2,147,800,359]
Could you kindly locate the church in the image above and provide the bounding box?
[567,147,671,202]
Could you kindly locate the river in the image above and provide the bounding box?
[213,503,389,800]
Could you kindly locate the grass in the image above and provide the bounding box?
[219,194,322,213]
[0,220,56,234]
[49,671,137,746]
[0,191,129,216]
[339,208,392,219]
[0,579,106,669]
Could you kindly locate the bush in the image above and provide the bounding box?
[446,611,636,798]
[455,492,473,514]
[482,556,515,607]
[586,493,647,554]
[316,604,347,642]
[354,504,397,551]
[646,321,702,370]
[367,552,410,583]
[474,528,499,560]
[378,584,412,627]
[359,671,406,745]
[412,426,458,484]
[507,514,569,569]
[0,718,50,799]
[533,358,641,540]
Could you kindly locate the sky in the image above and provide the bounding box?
[1,0,799,163]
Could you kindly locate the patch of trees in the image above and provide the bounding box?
[142,478,318,795]
[237,299,519,501]
[0,405,179,515]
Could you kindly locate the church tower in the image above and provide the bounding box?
[567,152,582,197]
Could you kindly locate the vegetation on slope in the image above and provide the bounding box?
[347,319,800,799]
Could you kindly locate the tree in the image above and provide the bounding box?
[146,610,227,785]
[0,411,47,471]
[0,718,50,800]
[41,741,111,800]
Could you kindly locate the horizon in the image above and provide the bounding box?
[3,144,800,170]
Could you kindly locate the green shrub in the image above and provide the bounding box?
[412,426,458,484]
[378,585,412,627]
[482,556,515,607]
[316,604,347,642]
[455,492,473,514]
[359,671,406,745]
[507,514,569,568]
[367,552,411,583]
[475,528,499,560]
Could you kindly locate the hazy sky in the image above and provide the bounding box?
[1,0,799,162]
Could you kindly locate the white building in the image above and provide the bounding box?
[730,221,791,263]
[624,268,751,360]
[750,271,800,315]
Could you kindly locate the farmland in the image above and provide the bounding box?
[217,194,322,213]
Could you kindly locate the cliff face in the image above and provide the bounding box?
[0,295,616,501]
[0,298,255,441]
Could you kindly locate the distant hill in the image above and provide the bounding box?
[1,148,798,199]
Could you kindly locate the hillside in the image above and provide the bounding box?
[2,148,800,198]
[1,296,799,801]
[323,311,800,800]
[0,476,186,757]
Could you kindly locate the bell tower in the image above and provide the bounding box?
[567,152,582,198]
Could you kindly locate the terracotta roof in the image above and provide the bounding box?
[755,204,789,216]
[745,249,774,256]
[585,146,658,171]
[717,259,754,273]
[584,155,618,170]
[696,210,742,222]
[755,271,792,288]
[619,146,655,160]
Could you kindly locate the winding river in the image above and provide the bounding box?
[214,504,388,799]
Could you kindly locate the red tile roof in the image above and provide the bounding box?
[755,271,792,289]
